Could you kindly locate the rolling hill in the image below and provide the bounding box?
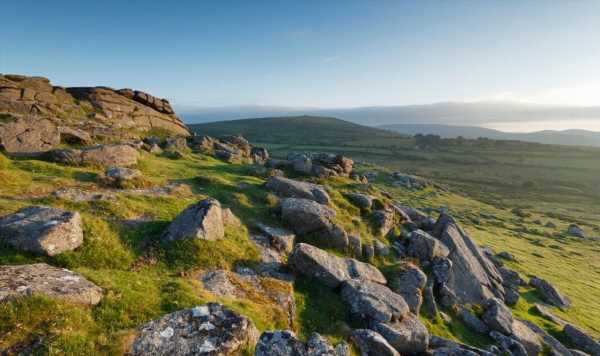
[189,115,407,146]
[380,124,600,147]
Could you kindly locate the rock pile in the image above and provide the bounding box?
[190,134,269,164]
[266,151,354,178]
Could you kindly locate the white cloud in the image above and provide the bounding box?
[321,56,340,64]
[481,83,600,106]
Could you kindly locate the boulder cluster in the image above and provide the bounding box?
[267,151,354,178]
[190,134,269,164]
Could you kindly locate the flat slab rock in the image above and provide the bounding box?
[131,303,258,356]
[0,206,83,256]
[288,243,386,288]
[0,263,103,306]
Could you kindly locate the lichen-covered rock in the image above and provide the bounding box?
[351,329,400,356]
[456,307,489,334]
[49,144,139,167]
[482,298,514,335]
[345,193,374,210]
[406,229,450,262]
[0,263,102,305]
[341,279,409,325]
[255,330,347,356]
[266,176,330,204]
[0,116,60,153]
[530,276,570,309]
[0,206,83,256]
[389,262,426,314]
[373,314,429,355]
[563,324,600,356]
[288,243,386,288]
[161,199,224,242]
[280,198,336,235]
[102,166,142,187]
[131,303,258,356]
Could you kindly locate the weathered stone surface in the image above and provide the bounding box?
[345,193,374,209]
[568,224,586,238]
[372,208,397,237]
[490,331,528,356]
[0,263,102,305]
[255,330,347,356]
[0,206,83,256]
[511,319,542,356]
[520,319,572,356]
[389,263,426,314]
[131,303,258,356]
[51,187,116,202]
[288,243,386,288]
[49,144,139,167]
[341,279,409,325]
[530,276,570,309]
[0,74,189,152]
[161,199,224,242]
[200,269,296,327]
[102,166,142,187]
[266,176,330,204]
[287,152,354,178]
[457,307,489,334]
[351,329,400,356]
[429,336,495,356]
[533,303,567,326]
[406,229,450,262]
[247,234,291,280]
[482,298,514,335]
[422,279,439,318]
[432,214,505,304]
[255,223,295,254]
[0,116,60,153]
[373,314,429,355]
[564,324,600,356]
[280,198,335,235]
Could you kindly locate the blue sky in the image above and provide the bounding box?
[2,0,599,108]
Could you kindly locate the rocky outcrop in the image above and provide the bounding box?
[0,263,102,305]
[101,166,143,188]
[482,298,514,335]
[161,199,224,243]
[563,324,600,356]
[191,134,269,164]
[266,176,330,204]
[288,243,386,288]
[432,214,505,305]
[255,330,347,356]
[0,206,83,256]
[131,303,258,356]
[530,276,570,309]
[340,279,409,325]
[351,329,400,356]
[456,307,489,334]
[0,74,189,154]
[285,152,354,178]
[49,144,139,167]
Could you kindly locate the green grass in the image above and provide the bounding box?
[1,129,599,354]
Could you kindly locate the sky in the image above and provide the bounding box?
[2,1,600,110]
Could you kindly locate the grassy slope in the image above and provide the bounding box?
[0,137,599,353]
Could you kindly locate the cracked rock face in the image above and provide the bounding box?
[131,303,258,356]
[0,206,83,256]
[0,263,103,305]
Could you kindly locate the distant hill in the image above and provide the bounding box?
[180,101,600,126]
[189,116,406,146]
[380,124,600,147]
